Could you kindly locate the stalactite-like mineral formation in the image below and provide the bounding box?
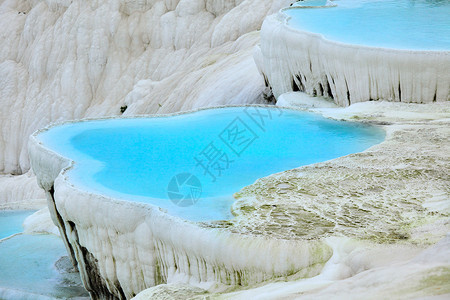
[255,12,450,106]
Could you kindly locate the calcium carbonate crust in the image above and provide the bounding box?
[29,105,333,299]
[255,9,450,106]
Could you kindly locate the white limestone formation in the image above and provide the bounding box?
[203,235,450,299]
[255,11,450,106]
[23,207,59,235]
[0,172,45,209]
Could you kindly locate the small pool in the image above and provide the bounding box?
[37,106,385,221]
[0,211,88,298]
[285,0,450,50]
[0,210,35,239]
[0,234,88,299]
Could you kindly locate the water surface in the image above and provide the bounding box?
[37,107,385,221]
[0,211,88,298]
[286,0,450,50]
[0,210,35,239]
[0,234,88,299]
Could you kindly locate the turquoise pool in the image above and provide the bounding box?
[0,211,88,298]
[37,107,385,221]
[0,210,35,239]
[293,0,329,7]
[285,0,450,50]
[0,234,88,299]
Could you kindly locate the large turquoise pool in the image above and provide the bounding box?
[37,107,385,221]
[286,0,450,50]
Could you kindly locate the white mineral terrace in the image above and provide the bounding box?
[28,101,450,299]
[254,4,450,106]
[29,107,338,298]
